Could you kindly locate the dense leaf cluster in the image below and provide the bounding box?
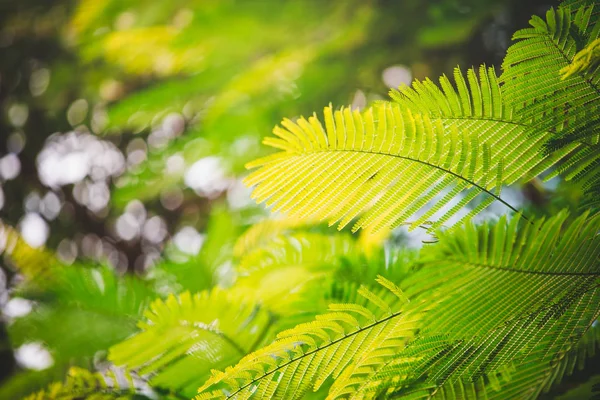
[2,1,599,399]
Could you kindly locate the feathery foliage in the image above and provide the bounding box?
[7,1,600,399]
[395,321,600,400]
[381,320,599,400]
[108,290,271,398]
[501,3,600,147]
[314,212,600,399]
[196,277,416,399]
[246,68,575,233]
[501,2,600,203]
[407,211,600,342]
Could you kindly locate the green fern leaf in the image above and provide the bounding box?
[108,290,272,398]
[245,80,574,233]
[415,321,600,400]
[403,211,600,378]
[389,64,581,219]
[362,211,600,399]
[409,211,600,340]
[505,323,600,400]
[195,279,420,400]
[501,4,600,146]
[501,3,600,203]
[383,321,598,400]
[346,296,599,400]
[330,212,600,399]
[560,0,600,24]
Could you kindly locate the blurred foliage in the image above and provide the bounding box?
[66,0,532,207]
[2,0,595,399]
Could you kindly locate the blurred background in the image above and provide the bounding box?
[0,0,569,397]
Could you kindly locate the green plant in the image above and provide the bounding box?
[6,0,600,399]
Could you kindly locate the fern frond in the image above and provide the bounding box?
[500,3,600,204]
[195,277,420,400]
[341,212,600,399]
[410,321,600,400]
[410,211,600,338]
[390,64,585,209]
[553,141,600,208]
[505,321,600,400]
[560,0,600,24]
[325,318,435,400]
[501,4,600,146]
[424,288,599,390]
[355,289,599,399]
[390,65,508,120]
[245,91,572,233]
[341,211,600,399]
[23,367,143,400]
[391,63,581,164]
[108,289,271,398]
[397,211,600,380]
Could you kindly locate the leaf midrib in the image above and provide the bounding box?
[224,310,403,398]
[289,148,523,218]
